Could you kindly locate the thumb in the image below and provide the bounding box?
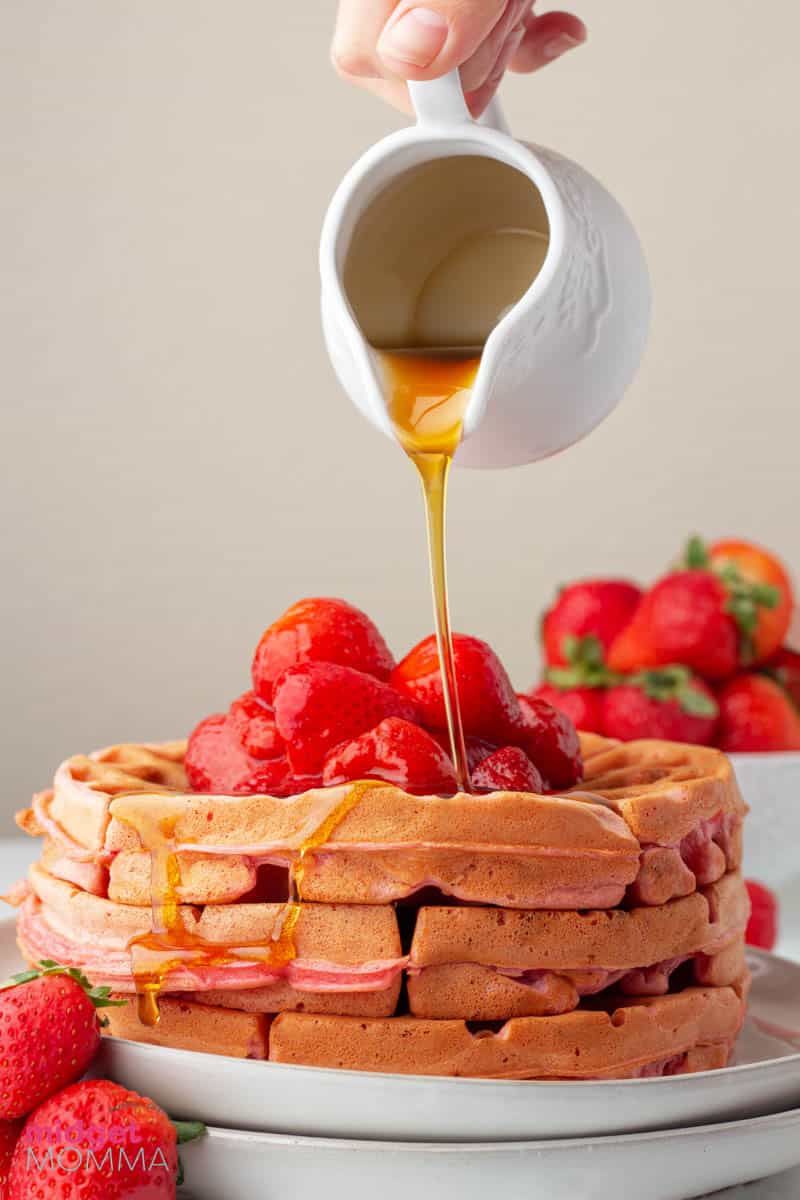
[377,1,511,80]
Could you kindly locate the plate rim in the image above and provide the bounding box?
[191,1103,800,1152]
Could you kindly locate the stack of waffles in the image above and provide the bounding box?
[12,733,750,1080]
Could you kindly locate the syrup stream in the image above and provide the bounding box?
[381,349,480,792]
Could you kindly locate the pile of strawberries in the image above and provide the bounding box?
[0,962,202,1197]
[186,597,584,798]
[533,537,800,752]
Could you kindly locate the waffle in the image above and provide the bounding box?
[269,979,749,1079]
[11,734,750,1079]
[17,735,746,909]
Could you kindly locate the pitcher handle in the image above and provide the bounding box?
[409,71,512,135]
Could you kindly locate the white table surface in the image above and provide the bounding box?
[2,838,798,1200]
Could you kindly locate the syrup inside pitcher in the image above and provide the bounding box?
[343,156,550,790]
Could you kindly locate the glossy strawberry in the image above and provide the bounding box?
[274,662,419,775]
[185,712,298,795]
[228,690,285,759]
[0,963,122,1121]
[716,674,800,752]
[744,880,778,951]
[541,579,642,667]
[530,682,605,734]
[7,1080,203,1199]
[513,695,583,790]
[601,668,719,745]
[252,598,395,701]
[471,746,544,793]
[608,570,739,681]
[322,717,458,795]
[391,634,521,744]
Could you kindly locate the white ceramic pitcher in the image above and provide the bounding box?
[319,73,650,469]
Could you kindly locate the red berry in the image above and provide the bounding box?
[252,598,395,701]
[745,880,778,951]
[601,668,718,745]
[274,662,419,775]
[716,674,800,753]
[541,580,642,667]
[471,746,544,794]
[431,734,499,775]
[762,646,800,710]
[391,634,521,744]
[0,1120,22,1197]
[7,1080,192,1199]
[322,718,458,795]
[513,695,583,790]
[706,540,793,665]
[529,682,605,734]
[0,969,114,1121]
[228,690,285,759]
[608,570,739,681]
[185,712,298,796]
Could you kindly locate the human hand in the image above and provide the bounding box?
[331,2,586,118]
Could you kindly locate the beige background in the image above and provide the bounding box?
[2,2,798,817]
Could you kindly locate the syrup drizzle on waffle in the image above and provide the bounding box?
[114,782,377,1025]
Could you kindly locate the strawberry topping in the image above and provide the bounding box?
[391,634,522,744]
[471,746,544,794]
[252,597,395,701]
[322,717,458,795]
[274,662,419,775]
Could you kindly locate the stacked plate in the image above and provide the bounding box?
[93,947,799,1200]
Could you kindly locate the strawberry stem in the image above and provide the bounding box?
[629,666,718,717]
[546,635,619,690]
[0,960,126,1018]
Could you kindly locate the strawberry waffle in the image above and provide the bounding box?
[10,598,750,1078]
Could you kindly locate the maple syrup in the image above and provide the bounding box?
[115,783,376,1025]
[382,350,479,790]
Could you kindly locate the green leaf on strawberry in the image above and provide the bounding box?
[630,665,718,718]
[546,635,618,690]
[0,960,126,1026]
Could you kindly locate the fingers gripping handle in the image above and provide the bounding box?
[409,70,511,134]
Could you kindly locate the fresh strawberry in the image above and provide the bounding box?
[0,1121,22,1198]
[762,646,800,709]
[601,667,719,745]
[513,695,583,790]
[228,690,285,759]
[702,539,793,665]
[471,746,544,794]
[391,634,521,744]
[322,717,458,795]
[7,1079,204,1199]
[745,880,778,951]
[541,580,642,667]
[274,662,419,775]
[531,634,612,733]
[252,597,395,700]
[716,674,800,752]
[0,962,123,1121]
[185,712,298,795]
[608,570,739,681]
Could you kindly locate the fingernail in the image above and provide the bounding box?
[542,32,583,61]
[378,8,449,68]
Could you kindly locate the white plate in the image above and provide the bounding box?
[0,901,781,1144]
[175,1109,800,1200]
